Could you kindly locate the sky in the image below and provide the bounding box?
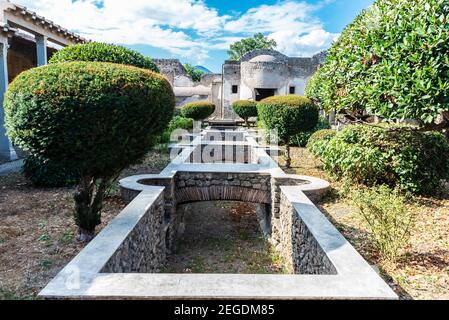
[13,0,375,72]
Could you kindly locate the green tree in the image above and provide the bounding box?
[228,33,277,61]
[4,62,174,241]
[181,102,215,121]
[183,63,205,82]
[232,100,258,127]
[257,95,318,168]
[306,0,449,133]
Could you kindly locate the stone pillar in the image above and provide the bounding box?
[0,40,14,161]
[35,35,48,66]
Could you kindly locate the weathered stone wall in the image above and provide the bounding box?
[153,58,189,85]
[174,172,271,204]
[101,192,166,273]
[272,192,337,274]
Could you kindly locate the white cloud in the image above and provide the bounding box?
[224,1,319,33]
[270,29,340,56]
[224,1,340,57]
[12,0,339,62]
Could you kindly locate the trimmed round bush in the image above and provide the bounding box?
[49,42,159,73]
[310,125,449,194]
[257,95,319,167]
[23,154,80,187]
[290,116,331,147]
[181,102,215,121]
[306,0,449,129]
[4,61,175,239]
[232,100,258,126]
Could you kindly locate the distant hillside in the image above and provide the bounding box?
[195,65,212,74]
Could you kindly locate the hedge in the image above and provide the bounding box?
[307,124,449,194]
[305,0,449,128]
[50,42,159,72]
[4,61,174,239]
[181,101,215,121]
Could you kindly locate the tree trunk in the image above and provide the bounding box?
[73,176,109,242]
[285,144,291,168]
[244,118,249,127]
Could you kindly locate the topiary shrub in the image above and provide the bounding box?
[306,129,336,157]
[290,116,331,147]
[257,95,319,167]
[23,154,80,187]
[305,0,449,132]
[181,101,215,121]
[231,100,258,126]
[49,42,159,72]
[4,61,175,240]
[311,124,449,194]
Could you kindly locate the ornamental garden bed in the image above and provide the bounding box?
[0,149,169,299]
[284,147,449,300]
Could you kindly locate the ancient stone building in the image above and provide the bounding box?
[221,49,325,119]
[153,58,222,118]
[156,49,325,120]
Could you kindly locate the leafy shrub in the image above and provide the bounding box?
[232,100,258,126]
[305,0,449,129]
[351,185,413,262]
[159,115,194,143]
[290,116,331,147]
[23,154,80,187]
[181,102,215,121]
[306,129,336,157]
[257,95,318,167]
[4,61,174,240]
[50,42,159,72]
[311,125,449,194]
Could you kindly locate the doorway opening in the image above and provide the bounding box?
[255,88,276,101]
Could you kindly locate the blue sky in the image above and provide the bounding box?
[17,0,375,72]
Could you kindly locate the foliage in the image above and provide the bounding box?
[23,154,79,187]
[183,63,205,82]
[257,95,318,167]
[305,0,449,129]
[306,129,336,157]
[232,100,258,126]
[159,115,194,143]
[309,124,449,194]
[4,61,174,239]
[228,33,277,61]
[49,42,159,72]
[290,116,331,147]
[351,185,413,262]
[181,101,215,121]
[257,95,318,144]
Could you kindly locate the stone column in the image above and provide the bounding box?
[35,34,48,66]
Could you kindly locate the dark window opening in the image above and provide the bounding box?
[232,85,238,94]
[289,86,296,94]
[255,88,276,101]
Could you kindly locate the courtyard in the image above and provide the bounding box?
[0,0,448,305]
